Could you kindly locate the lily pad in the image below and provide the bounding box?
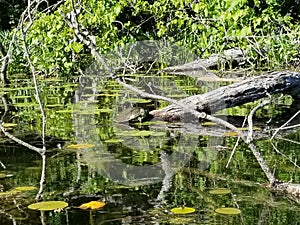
[215,207,241,215]
[224,131,238,137]
[28,201,68,211]
[14,186,37,192]
[170,207,196,214]
[104,139,123,143]
[2,123,18,128]
[209,188,231,195]
[79,201,106,210]
[66,143,95,149]
[0,173,6,179]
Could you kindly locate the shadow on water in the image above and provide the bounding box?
[0,74,299,224]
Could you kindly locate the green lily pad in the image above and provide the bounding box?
[209,188,231,195]
[0,173,6,179]
[14,186,37,191]
[28,201,68,211]
[170,207,196,214]
[0,173,13,179]
[104,139,124,143]
[215,207,241,215]
[0,190,20,196]
[56,109,73,113]
[66,143,95,149]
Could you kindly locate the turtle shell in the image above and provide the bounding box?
[115,107,146,123]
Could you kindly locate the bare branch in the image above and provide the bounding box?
[0,123,43,154]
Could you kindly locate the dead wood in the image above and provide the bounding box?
[162,48,246,75]
[150,71,300,121]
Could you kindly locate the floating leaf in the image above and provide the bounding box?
[79,201,106,210]
[0,190,20,196]
[238,126,261,131]
[215,207,241,215]
[0,173,7,179]
[209,188,231,195]
[14,186,37,192]
[104,139,123,143]
[0,173,13,179]
[170,207,195,214]
[66,143,95,149]
[28,201,68,211]
[224,131,238,137]
[2,123,18,128]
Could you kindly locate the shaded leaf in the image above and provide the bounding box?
[209,188,231,195]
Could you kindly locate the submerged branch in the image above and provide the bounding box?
[0,123,44,154]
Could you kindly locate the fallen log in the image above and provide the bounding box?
[162,48,246,75]
[150,71,300,121]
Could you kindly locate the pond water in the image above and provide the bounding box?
[0,72,299,225]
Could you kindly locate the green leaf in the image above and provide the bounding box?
[171,207,196,214]
[209,188,231,195]
[28,201,68,211]
[215,207,241,215]
[70,42,83,53]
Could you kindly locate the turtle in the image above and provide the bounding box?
[115,107,147,123]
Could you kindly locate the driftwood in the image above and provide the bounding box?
[162,48,246,75]
[150,71,300,121]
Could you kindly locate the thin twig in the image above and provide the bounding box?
[225,117,246,168]
[269,141,300,169]
[271,109,300,140]
[0,123,43,154]
[20,0,47,151]
[247,100,270,142]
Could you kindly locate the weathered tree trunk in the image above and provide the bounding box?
[162,48,246,74]
[150,71,300,120]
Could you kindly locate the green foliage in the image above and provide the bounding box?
[6,0,300,77]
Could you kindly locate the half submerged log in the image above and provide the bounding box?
[150,71,300,121]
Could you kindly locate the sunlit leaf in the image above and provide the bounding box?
[170,207,195,214]
[0,173,13,179]
[2,123,18,128]
[0,190,20,196]
[209,188,231,195]
[66,143,95,149]
[79,201,106,210]
[28,201,68,211]
[14,186,37,191]
[215,207,241,215]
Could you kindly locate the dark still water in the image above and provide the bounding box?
[0,74,299,224]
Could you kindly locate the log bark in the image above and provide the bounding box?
[150,71,300,120]
[162,48,246,74]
